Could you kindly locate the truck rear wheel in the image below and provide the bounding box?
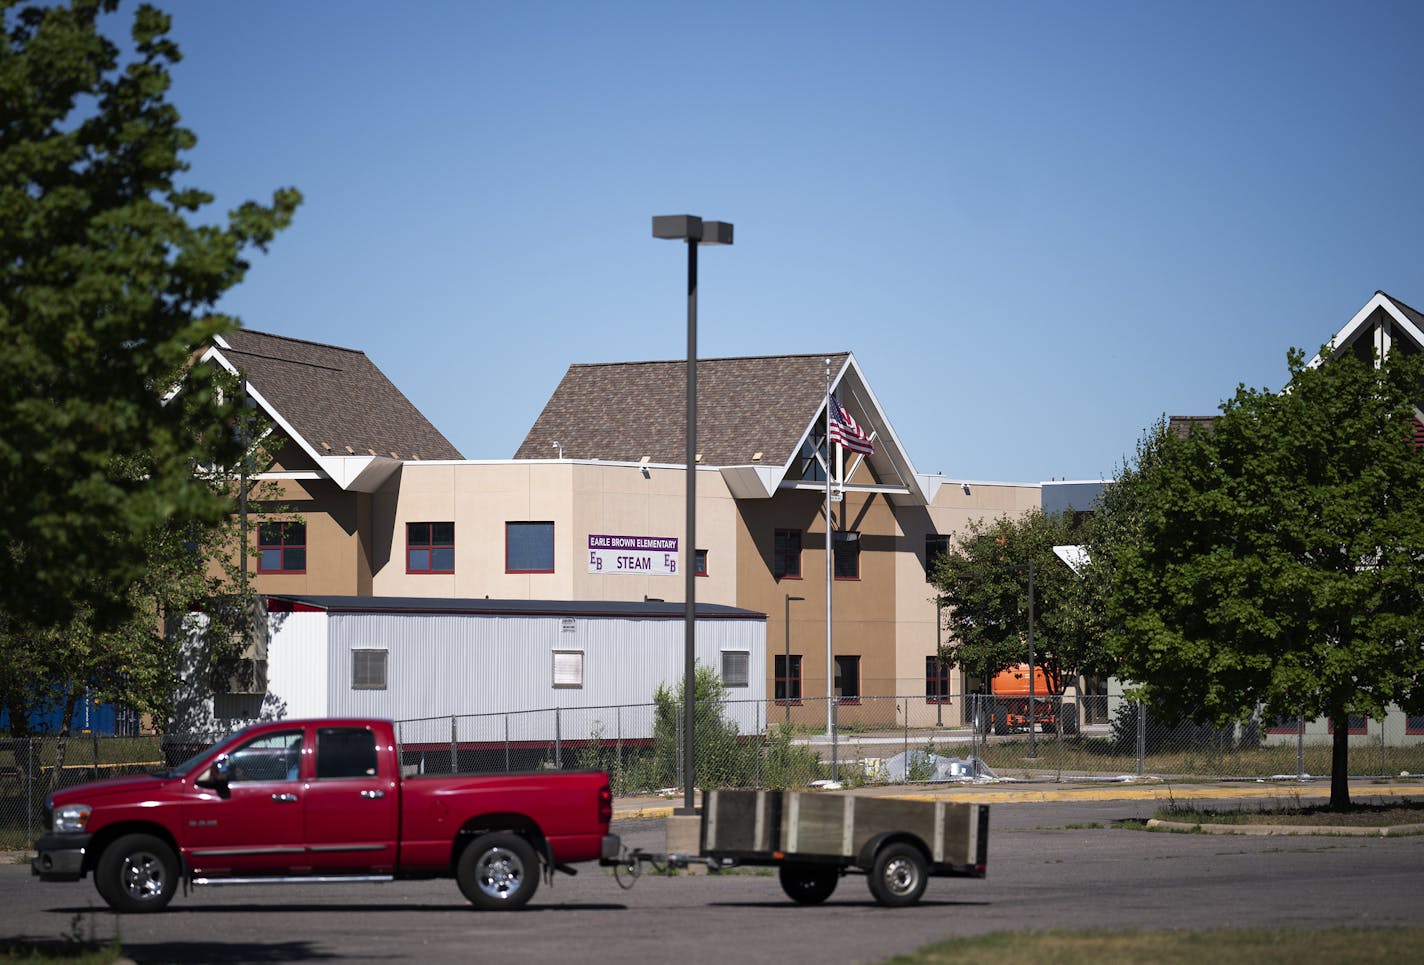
[778,863,839,904]
[457,832,540,910]
[867,842,928,907]
[94,833,178,913]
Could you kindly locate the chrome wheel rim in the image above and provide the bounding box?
[883,856,918,896]
[121,850,167,901]
[475,846,525,901]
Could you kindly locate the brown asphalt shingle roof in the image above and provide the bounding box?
[220,330,462,461]
[514,353,852,465]
[1380,290,1424,331]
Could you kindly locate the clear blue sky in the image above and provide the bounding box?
[149,0,1424,482]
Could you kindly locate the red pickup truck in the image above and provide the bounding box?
[31,718,617,913]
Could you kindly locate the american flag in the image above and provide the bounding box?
[828,393,874,456]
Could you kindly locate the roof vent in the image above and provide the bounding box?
[752,451,763,462]
[345,445,355,454]
[695,453,703,463]
[321,441,332,451]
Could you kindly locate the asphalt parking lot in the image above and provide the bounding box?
[3,782,1420,964]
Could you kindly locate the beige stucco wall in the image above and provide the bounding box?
[370,461,738,604]
[892,481,1041,726]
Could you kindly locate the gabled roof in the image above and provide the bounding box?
[515,352,850,465]
[1309,290,1424,366]
[201,330,462,491]
[515,351,939,504]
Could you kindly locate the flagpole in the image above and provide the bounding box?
[825,359,834,736]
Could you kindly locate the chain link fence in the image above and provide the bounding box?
[5,699,1422,848]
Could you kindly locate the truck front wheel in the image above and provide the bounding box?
[867,842,928,907]
[94,833,178,913]
[778,863,839,904]
[457,833,540,910]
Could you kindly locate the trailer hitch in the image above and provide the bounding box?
[603,848,727,889]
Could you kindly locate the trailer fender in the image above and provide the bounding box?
[856,831,929,872]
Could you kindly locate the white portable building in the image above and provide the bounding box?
[193,595,767,749]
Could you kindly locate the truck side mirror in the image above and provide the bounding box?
[198,754,233,789]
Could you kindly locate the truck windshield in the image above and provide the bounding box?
[153,726,255,778]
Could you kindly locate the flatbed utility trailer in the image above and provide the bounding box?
[699,790,988,907]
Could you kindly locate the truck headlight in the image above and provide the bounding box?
[53,804,91,833]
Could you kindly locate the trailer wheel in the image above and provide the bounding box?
[457,833,540,910]
[94,833,178,913]
[778,863,839,904]
[867,842,928,907]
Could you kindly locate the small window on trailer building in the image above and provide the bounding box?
[722,650,750,688]
[553,650,584,688]
[352,649,387,690]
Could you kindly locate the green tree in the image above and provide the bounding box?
[931,508,1110,695]
[0,0,300,637]
[651,664,750,789]
[1101,348,1424,808]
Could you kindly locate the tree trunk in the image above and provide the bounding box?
[47,687,80,795]
[1329,705,1351,810]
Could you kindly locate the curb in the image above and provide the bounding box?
[610,781,1421,819]
[1145,818,1424,836]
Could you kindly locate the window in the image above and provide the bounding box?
[774,654,802,703]
[258,521,306,574]
[773,529,802,579]
[834,655,861,704]
[925,535,948,582]
[795,428,828,482]
[1267,714,1302,735]
[1407,714,1424,736]
[407,521,454,573]
[507,521,555,573]
[227,730,303,783]
[1328,714,1367,735]
[553,650,584,688]
[722,650,750,688]
[352,650,387,690]
[695,549,708,577]
[316,727,378,779]
[833,531,860,580]
[925,656,950,704]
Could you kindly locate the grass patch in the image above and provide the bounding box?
[0,913,123,963]
[882,927,1424,965]
[1154,798,1424,827]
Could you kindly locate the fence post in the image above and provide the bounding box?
[616,706,623,776]
[1136,699,1146,777]
[1379,714,1386,778]
[1296,715,1304,780]
[754,700,762,789]
[903,699,909,764]
[504,714,511,773]
[831,698,839,783]
[555,708,562,769]
[91,730,100,781]
[450,715,458,774]
[25,738,34,845]
[675,703,684,791]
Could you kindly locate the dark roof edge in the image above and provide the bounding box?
[267,594,766,620]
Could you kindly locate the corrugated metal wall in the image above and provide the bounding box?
[311,611,765,740]
[266,610,330,719]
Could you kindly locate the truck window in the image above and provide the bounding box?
[316,727,379,779]
[229,730,304,783]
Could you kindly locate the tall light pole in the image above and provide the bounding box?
[652,214,733,816]
[784,594,804,724]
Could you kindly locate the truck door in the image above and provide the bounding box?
[302,725,399,873]
[183,728,307,876]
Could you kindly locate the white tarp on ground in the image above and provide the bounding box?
[875,750,996,782]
